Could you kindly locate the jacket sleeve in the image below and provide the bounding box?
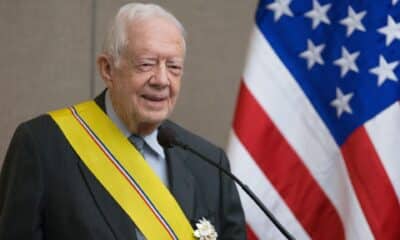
[0,123,44,240]
[218,148,247,240]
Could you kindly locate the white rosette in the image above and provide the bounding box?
[193,217,218,240]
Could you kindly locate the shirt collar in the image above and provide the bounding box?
[143,130,165,159]
[105,91,165,158]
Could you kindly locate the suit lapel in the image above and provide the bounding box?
[77,160,138,240]
[166,145,196,222]
[77,144,196,240]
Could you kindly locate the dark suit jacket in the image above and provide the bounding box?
[0,93,246,240]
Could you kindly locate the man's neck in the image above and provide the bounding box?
[104,90,165,158]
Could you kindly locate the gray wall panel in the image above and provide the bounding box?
[0,0,92,164]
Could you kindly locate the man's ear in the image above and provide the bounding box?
[97,54,114,88]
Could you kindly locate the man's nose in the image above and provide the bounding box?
[150,63,169,87]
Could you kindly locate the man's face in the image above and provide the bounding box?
[107,17,185,134]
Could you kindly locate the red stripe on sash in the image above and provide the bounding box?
[69,108,176,240]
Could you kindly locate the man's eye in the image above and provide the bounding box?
[169,65,181,69]
[168,65,183,75]
[137,63,153,71]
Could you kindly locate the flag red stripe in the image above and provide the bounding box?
[246,225,258,240]
[341,127,400,240]
[233,81,345,239]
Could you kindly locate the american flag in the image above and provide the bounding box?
[226,0,400,239]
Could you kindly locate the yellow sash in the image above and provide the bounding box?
[49,100,195,240]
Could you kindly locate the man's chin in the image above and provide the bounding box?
[137,111,170,128]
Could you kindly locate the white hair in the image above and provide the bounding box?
[102,3,186,64]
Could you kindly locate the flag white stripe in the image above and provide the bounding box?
[242,26,374,239]
[227,131,310,240]
[365,102,400,200]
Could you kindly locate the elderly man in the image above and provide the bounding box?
[0,3,246,240]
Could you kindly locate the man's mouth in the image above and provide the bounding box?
[142,94,168,102]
